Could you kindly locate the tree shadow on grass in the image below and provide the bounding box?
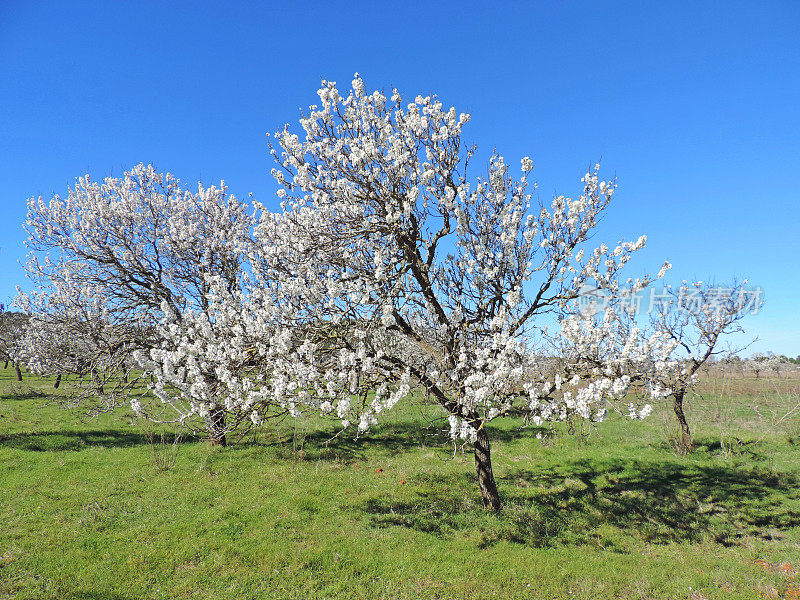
[65,593,138,600]
[360,458,800,549]
[0,430,191,452]
[655,436,768,461]
[293,421,538,464]
[0,388,48,401]
[67,593,139,600]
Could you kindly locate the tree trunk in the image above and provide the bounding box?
[673,391,692,453]
[14,363,22,382]
[209,407,227,447]
[54,373,62,389]
[3,360,8,369]
[91,369,104,394]
[474,426,501,511]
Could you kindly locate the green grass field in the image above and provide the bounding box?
[2,366,800,599]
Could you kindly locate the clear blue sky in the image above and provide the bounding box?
[1,1,798,356]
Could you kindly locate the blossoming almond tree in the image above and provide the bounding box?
[254,74,672,509]
[21,164,257,443]
[746,352,786,379]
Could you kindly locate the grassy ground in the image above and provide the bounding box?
[2,366,800,599]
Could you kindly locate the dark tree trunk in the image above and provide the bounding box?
[14,363,22,382]
[54,373,62,389]
[209,407,227,447]
[3,360,8,369]
[673,390,692,453]
[474,427,501,511]
[91,369,104,394]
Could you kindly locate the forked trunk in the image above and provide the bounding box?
[54,373,62,389]
[474,427,501,511]
[209,407,228,447]
[673,390,692,453]
[14,363,22,382]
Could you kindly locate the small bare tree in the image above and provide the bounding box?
[647,280,761,453]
